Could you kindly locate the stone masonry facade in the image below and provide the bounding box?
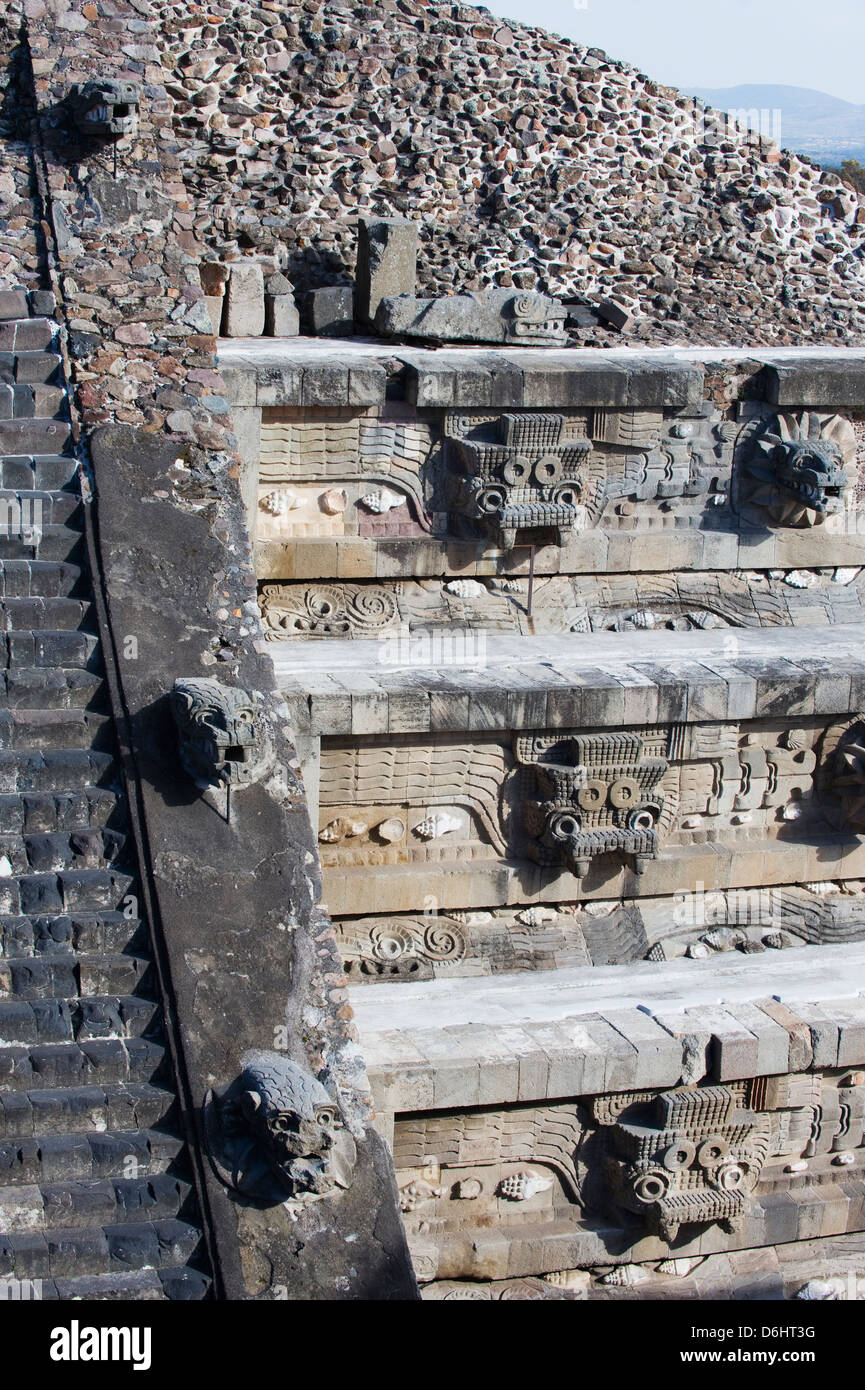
[228,339,865,1299]
[5,0,865,1305]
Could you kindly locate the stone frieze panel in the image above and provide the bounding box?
[393,1070,865,1280]
[260,567,865,640]
[336,880,865,983]
[254,403,865,558]
[318,720,865,882]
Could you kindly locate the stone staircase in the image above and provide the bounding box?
[0,291,211,1300]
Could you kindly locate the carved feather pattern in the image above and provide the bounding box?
[393,1105,583,1202]
[320,741,510,855]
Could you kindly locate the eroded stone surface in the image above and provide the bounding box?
[6,0,865,1304]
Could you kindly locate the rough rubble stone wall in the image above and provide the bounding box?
[147,0,865,345]
[0,16,42,293]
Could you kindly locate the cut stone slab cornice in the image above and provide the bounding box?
[271,622,865,737]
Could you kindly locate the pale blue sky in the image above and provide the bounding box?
[484,0,865,105]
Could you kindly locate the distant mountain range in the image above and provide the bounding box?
[688,84,865,168]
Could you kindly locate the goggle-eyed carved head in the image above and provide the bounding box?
[622,1134,758,1206]
[508,292,568,339]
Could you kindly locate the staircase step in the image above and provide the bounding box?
[0,456,77,493]
[0,490,82,562]
[1,1217,203,1278]
[0,867,135,916]
[0,828,126,874]
[0,995,159,1043]
[0,790,120,836]
[49,1265,210,1300]
[0,528,83,563]
[0,1128,184,1185]
[0,1173,192,1232]
[4,632,99,675]
[0,709,109,752]
[0,354,62,386]
[1,598,94,631]
[0,490,79,528]
[0,317,56,352]
[0,749,117,793]
[0,560,85,599]
[0,437,71,482]
[0,911,146,958]
[0,1082,176,1138]
[0,1038,167,1090]
[2,666,104,711]
[0,951,149,1001]
[0,384,67,424]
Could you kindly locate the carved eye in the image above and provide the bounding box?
[502,456,530,486]
[714,1161,747,1192]
[577,778,607,810]
[632,1169,670,1203]
[550,812,581,841]
[237,710,253,723]
[315,1107,337,1128]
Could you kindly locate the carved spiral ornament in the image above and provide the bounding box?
[513,293,538,319]
[305,586,344,623]
[366,918,466,964]
[422,920,466,961]
[346,587,398,629]
[370,923,416,960]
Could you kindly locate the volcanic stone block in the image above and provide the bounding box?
[222,262,265,338]
[264,294,299,337]
[596,298,635,332]
[199,262,228,297]
[205,299,224,335]
[0,291,29,321]
[310,286,355,337]
[199,262,229,336]
[356,218,418,325]
[263,273,299,337]
[375,289,568,345]
[766,360,865,410]
[29,291,56,317]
